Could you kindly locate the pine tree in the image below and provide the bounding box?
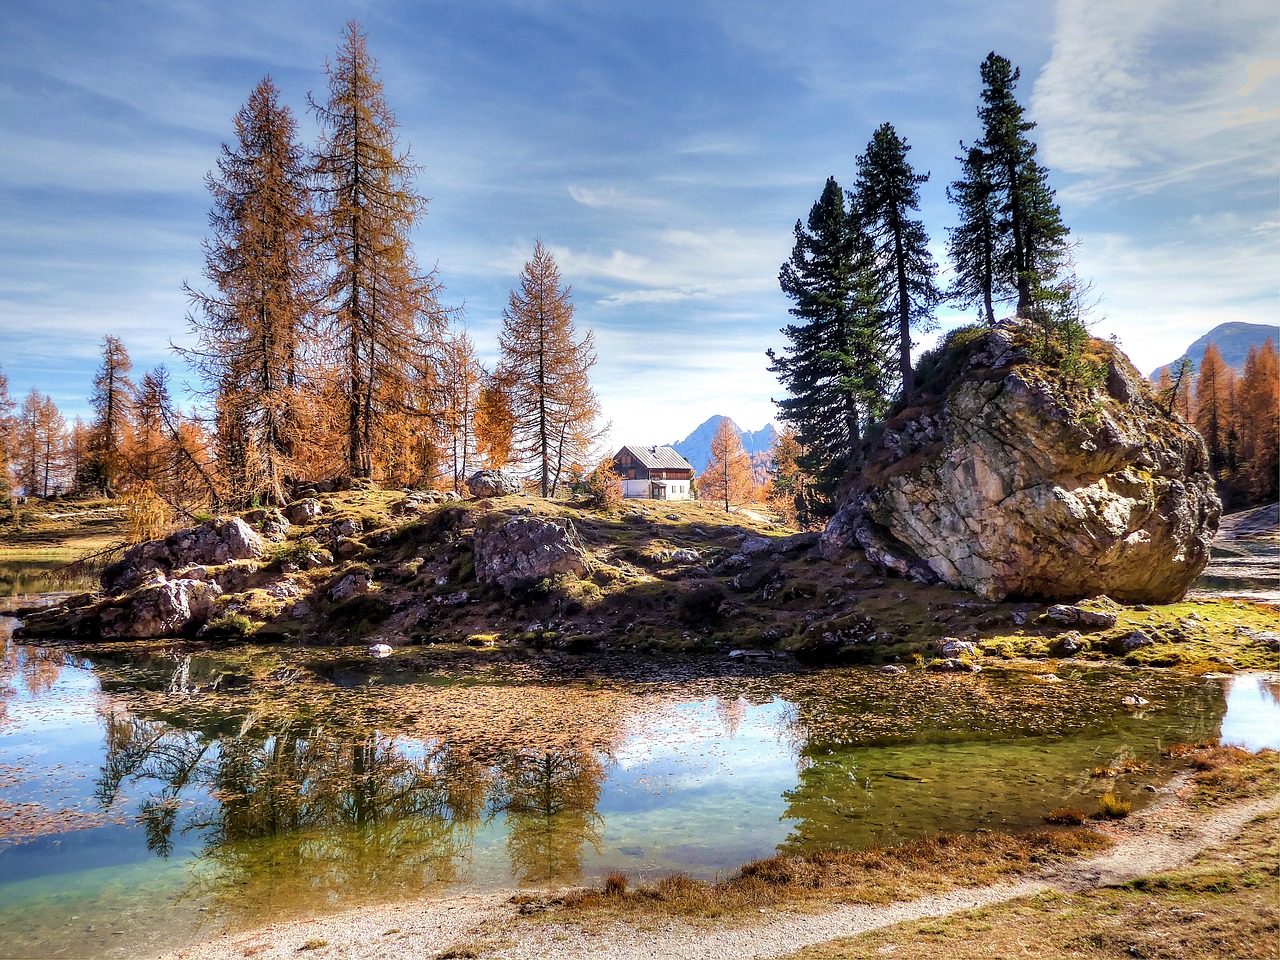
[497,241,602,498]
[765,426,823,530]
[946,145,999,325]
[184,76,317,506]
[701,418,754,512]
[87,335,135,496]
[311,21,444,481]
[768,177,889,498]
[853,123,939,395]
[955,53,1069,320]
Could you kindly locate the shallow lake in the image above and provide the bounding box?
[2,602,1278,960]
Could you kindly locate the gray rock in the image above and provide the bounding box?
[329,573,371,602]
[98,576,223,639]
[880,664,908,675]
[670,548,701,564]
[822,323,1219,603]
[285,498,323,523]
[473,516,590,591]
[927,657,982,673]
[331,518,363,539]
[103,518,266,593]
[741,536,775,557]
[937,637,979,658]
[1047,604,1119,629]
[368,643,393,657]
[1053,631,1084,655]
[465,469,522,498]
[1120,629,1155,650]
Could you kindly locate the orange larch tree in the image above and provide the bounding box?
[701,418,754,513]
[497,241,602,497]
[311,21,445,482]
[86,335,135,496]
[1194,343,1231,475]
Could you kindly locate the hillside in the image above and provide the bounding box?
[1149,320,1278,379]
[671,415,777,473]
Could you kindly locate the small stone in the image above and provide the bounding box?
[368,643,393,657]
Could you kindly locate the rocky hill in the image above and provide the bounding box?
[824,321,1221,604]
[1149,320,1279,380]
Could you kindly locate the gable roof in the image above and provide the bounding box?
[616,444,694,472]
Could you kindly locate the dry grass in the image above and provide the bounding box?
[1096,791,1132,820]
[784,809,1280,960]
[559,830,1109,920]
[1169,743,1280,806]
[1043,807,1087,825]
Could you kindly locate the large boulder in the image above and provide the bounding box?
[103,518,266,593]
[473,516,590,591]
[97,575,224,639]
[823,322,1220,603]
[465,469,522,498]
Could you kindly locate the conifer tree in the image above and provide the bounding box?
[854,123,939,395]
[474,376,516,470]
[497,241,602,498]
[765,426,822,529]
[184,76,317,505]
[951,53,1070,320]
[1194,344,1230,474]
[0,365,15,503]
[1237,338,1279,499]
[768,177,888,498]
[17,390,67,498]
[87,335,135,496]
[436,331,483,492]
[946,145,999,325]
[311,21,444,481]
[701,418,754,513]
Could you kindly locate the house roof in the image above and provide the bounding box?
[616,444,694,471]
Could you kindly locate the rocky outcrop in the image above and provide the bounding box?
[103,518,266,594]
[823,322,1220,603]
[466,470,522,498]
[98,575,223,639]
[473,516,590,591]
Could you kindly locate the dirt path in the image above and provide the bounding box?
[161,786,1280,960]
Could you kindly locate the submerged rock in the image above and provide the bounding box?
[823,321,1219,603]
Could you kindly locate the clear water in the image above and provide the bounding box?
[1191,540,1280,604]
[1,619,1277,958]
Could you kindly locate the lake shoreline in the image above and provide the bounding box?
[156,761,1280,960]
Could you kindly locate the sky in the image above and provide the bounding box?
[1,0,1276,449]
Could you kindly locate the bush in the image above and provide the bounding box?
[1097,791,1131,819]
[584,456,623,509]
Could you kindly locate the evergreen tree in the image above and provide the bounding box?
[853,122,939,395]
[497,241,602,498]
[945,144,999,325]
[768,177,889,497]
[952,53,1070,320]
[87,335,135,496]
[311,21,444,481]
[184,76,317,506]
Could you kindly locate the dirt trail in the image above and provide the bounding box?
[161,787,1280,960]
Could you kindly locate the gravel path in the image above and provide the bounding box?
[160,788,1280,960]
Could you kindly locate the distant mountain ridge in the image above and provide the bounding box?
[670,415,777,474]
[1149,321,1279,380]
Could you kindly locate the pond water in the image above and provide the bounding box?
[1,611,1278,958]
[1191,539,1280,605]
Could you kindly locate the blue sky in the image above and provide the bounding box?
[1,0,1276,447]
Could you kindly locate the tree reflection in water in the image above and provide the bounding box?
[93,702,611,917]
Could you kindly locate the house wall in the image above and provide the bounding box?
[619,479,693,500]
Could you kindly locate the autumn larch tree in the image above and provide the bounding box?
[0,364,15,504]
[473,375,516,470]
[184,76,318,506]
[1194,343,1231,475]
[701,417,754,513]
[311,21,444,481]
[435,331,483,492]
[1237,338,1279,500]
[765,426,822,530]
[86,335,135,496]
[17,390,67,498]
[853,122,939,396]
[497,241,602,498]
[768,177,889,499]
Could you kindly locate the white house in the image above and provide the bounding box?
[613,445,695,500]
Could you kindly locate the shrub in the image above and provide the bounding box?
[584,456,623,509]
[1097,791,1131,819]
[603,871,629,896]
[1043,807,1087,825]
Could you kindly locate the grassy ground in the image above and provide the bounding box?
[0,495,127,561]
[781,808,1279,960]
